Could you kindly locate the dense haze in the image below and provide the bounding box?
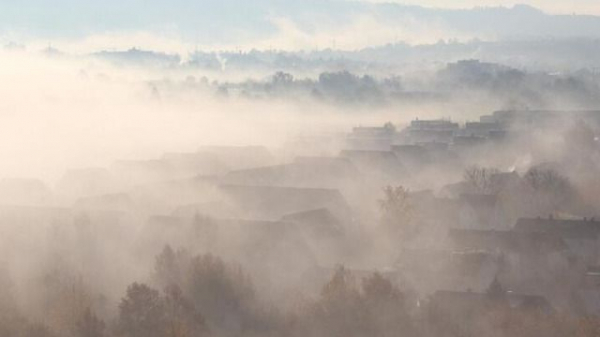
[2,2,600,337]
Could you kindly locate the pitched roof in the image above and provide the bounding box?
[218,184,351,220]
[340,150,398,161]
[448,229,568,254]
[339,150,407,177]
[281,208,344,237]
[221,156,360,189]
[74,193,135,212]
[514,217,600,240]
[459,194,497,209]
[431,290,553,312]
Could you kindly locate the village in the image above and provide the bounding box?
[1,109,600,336]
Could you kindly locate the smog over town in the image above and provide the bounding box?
[2,1,600,337]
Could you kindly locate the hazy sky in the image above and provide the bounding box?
[373,1,600,15]
[2,1,600,53]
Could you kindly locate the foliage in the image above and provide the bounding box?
[295,267,415,337]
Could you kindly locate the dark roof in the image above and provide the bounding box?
[0,178,52,205]
[218,184,351,220]
[390,144,425,155]
[221,157,360,189]
[196,146,273,170]
[459,194,497,208]
[390,145,431,165]
[514,218,600,240]
[281,208,344,237]
[431,290,553,312]
[140,215,316,266]
[490,172,521,190]
[294,156,354,166]
[449,229,568,254]
[340,150,398,160]
[339,150,407,177]
[452,135,487,146]
[410,119,459,130]
[74,193,135,212]
[458,194,498,228]
[57,168,117,197]
[0,205,71,225]
[351,126,395,137]
[440,181,477,198]
[416,142,449,152]
[465,122,503,130]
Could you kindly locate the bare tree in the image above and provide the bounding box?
[524,168,573,213]
[379,186,416,241]
[463,166,500,194]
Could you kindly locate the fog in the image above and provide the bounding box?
[2,2,600,337]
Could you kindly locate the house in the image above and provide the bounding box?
[340,150,407,182]
[74,193,136,213]
[439,171,520,199]
[409,119,460,131]
[0,205,130,258]
[490,110,600,130]
[428,290,554,326]
[137,215,217,253]
[448,229,571,297]
[171,201,237,219]
[281,208,347,266]
[56,168,119,199]
[452,135,487,149]
[0,205,71,231]
[513,217,600,265]
[111,159,178,186]
[220,156,361,191]
[346,125,397,151]
[161,151,228,176]
[406,129,455,144]
[0,178,52,206]
[439,181,477,199]
[281,208,344,238]
[302,266,405,298]
[458,194,505,230]
[197,146,274,171]
[203,184,352,221]
[397,249,500,296]
[351,126,396,138]
[489,171,521,194]
[411,196,461,244]
[129,175,220,214]
[463,122,504,137]
[390,145,431,170]
[139,214,318,293]
[403,119,459,144]
[448,229,568,255]
[111,151,228,187]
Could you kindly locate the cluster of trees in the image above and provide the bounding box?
[291,267,415,337]
[222,71,400,106]
[463,165,576,216]
[5,244,600,337]
[437,60,600,109]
